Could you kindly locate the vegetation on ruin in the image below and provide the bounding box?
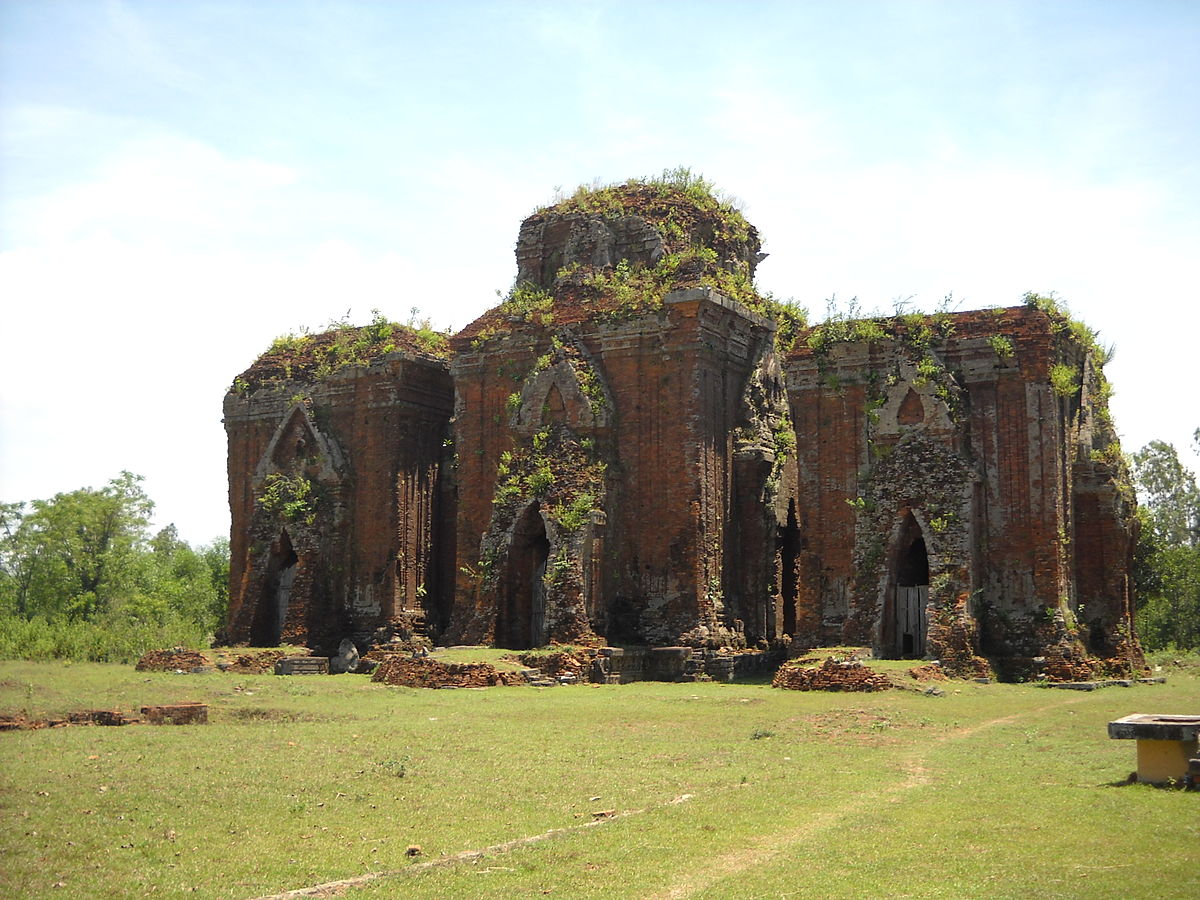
[258,473,319,525]
[1021,292,1122,443]
[234,310,449,394]
[0,475,228,663]
[492,427,607,523]
[466,168,806,352]
[539,166,753,245]
[1,659,1197,898]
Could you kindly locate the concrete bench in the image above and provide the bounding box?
[1108,714,1200,783]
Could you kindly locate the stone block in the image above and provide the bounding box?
[275,656,330,676]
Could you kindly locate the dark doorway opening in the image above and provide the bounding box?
[894,533,929,658]
[251,531,298,646]
[498,505,550,649]
[778,501,800,637]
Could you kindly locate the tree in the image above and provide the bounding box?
[0,472,153,620]
[0,473,230,628]
[1131,435,1200,650]
[1131,439,1200,548]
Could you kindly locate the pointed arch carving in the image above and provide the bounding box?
[511,335,612,433]
[254,403,346,486]
[875,355,959,436]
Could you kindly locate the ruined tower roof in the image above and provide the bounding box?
[230,316,450,395]
[454,171,777,346]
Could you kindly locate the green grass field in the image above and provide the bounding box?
[1,657,1196,899]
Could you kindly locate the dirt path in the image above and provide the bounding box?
[246,795,694,900]
[248,693,1089,900]
[650,695,1088,899]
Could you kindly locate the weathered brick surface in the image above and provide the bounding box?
[445,289,786,649]
[772,658,893,692]
[370,656,523,688]
[222,184,1140,681]
[784,307,1142,677]
[224,351,453,652]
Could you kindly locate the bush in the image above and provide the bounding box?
[0,613,210,665]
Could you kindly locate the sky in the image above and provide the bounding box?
[1,0,1198,545]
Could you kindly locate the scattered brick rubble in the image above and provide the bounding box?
[134,647,291,673]
[515,649,591,679]
[226,651,287,673]
[772,658,894,692]
[908,663,949,682]
[0,703,208,731]
[135,649,209,672]
[370,656,526,689]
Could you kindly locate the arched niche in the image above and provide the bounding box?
[254,403,345,483]
[875,356,958,436]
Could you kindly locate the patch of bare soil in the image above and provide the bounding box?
[370,656,525,689]
[772,657,893,692]
[134,649,210,672]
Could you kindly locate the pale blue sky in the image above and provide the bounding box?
[2,0,1198,543]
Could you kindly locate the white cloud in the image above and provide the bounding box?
[17,135,296,247]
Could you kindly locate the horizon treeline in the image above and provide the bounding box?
[0,472,228,663]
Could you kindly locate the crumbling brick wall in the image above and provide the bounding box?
[444,182,789,650]
[224,337,453,652]
[222,178,1140,680]
[784,306,1142,676]
[445,289,786,649]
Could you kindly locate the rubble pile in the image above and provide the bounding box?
[225,651,287,674]
[516,649,590,679]
[370,656,524,689]
[908,663,948,682]
[134,649,209,671]
[772,657,893,692]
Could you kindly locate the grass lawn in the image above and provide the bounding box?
[0,658,1196,899]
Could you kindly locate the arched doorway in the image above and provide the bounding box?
[498,504,550,649]
[882,513,929,659]
[251,530,298,646]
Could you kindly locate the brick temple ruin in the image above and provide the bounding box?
[223,176,1143,680]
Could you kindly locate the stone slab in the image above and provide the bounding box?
[275,656,330,676]
[1108,714,1200,742]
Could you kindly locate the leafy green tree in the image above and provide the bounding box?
[134,526,228,632]
[1132,435,1200,650]
[0,472,152,620]
[0,473,229,626]
[1132,438,1200,548]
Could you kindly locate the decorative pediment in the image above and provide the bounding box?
[876,355,960,436]
[254,403,345,484]
[511,336,612,432]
